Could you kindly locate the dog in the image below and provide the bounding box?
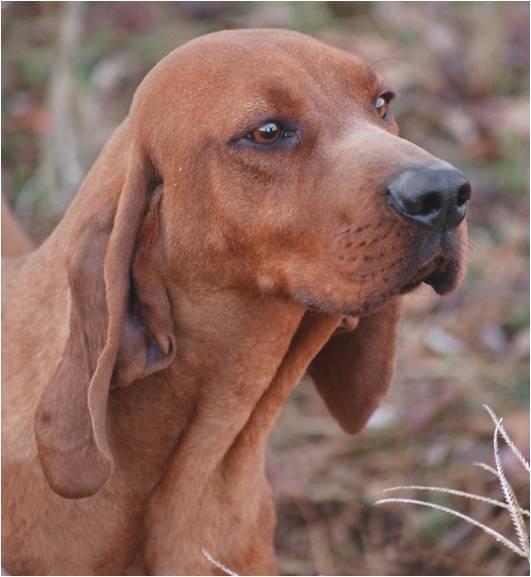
[2,29,470,575]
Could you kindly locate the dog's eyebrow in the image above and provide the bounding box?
[229,96,294,139]
[239,98,275,116]
[367,68,392,95]
[236,87,303,123]
[263,85,299,109]
[340,59,389,100]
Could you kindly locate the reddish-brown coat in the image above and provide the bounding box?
[2,29,467,575]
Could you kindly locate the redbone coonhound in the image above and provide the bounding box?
[2,29,470,575]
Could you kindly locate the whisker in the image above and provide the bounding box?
[369,56,409,71]
[467,239,481,254]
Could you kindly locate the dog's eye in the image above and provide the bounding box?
[248,121,285,145]
[375,92,395,122]
[232,119,298,149]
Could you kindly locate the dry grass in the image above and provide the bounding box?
[376,406,530,563]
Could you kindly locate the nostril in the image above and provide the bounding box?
[457,182,471,207]
[420,192,442,215]
[387,167,470,231]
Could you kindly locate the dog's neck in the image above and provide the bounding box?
[107,283,340,498]
[129,286,341,570]
[155,287,341,485]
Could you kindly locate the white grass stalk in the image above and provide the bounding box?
[483,404,530,473]
[474,461,499,478]
[383,485,529,517]
[493,420,530,559]
[374,497,528,558]
[377,405,530,564]
[202,548,239,576]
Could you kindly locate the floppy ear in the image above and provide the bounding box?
[113,187,176,386]
[308,297,402,434]
[34,141,175,499]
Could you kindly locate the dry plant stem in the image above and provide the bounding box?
[493,420,530,559]
[376,405,530,563]
[483,404,531,473]
[50,0,85,203]
[202,549,239,576]
[374,497,528,558]
[17,2,85,218]
[474,462,500,477]
[382,485,530,517]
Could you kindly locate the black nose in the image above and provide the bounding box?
[387,166,471,231]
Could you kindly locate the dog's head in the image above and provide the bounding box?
[134,29,469,311]
[35,29,469,498]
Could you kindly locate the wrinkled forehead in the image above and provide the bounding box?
[135,29,387,125]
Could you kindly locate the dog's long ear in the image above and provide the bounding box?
[308,298,401,433]
[34,138,175,499]
[112,186,176,387]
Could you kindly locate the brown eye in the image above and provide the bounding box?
[375,92,394,121]
[249,121,282,144]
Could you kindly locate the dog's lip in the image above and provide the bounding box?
[398,257,443,294]
[422,257,458,294]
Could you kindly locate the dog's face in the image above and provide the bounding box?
[134,29,469,316]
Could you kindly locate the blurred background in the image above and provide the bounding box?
[2,2,529,575]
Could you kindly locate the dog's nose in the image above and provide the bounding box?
[387,166,471,231]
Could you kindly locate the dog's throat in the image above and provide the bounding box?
[150,301,341,491]
[223,310,342,473]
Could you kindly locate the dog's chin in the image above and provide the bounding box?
[423,255,464,294]
[348,255,463,315]
[423,254,464,295]
[398,253,463,296]
[293,248,464,317]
